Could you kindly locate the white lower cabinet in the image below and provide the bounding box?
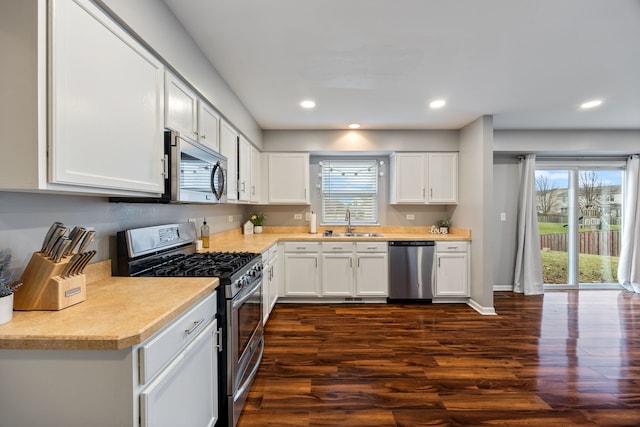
[435,242,470,297]
[140,320,218,427]
[0,291,219,427]
[355,242,389,297]
[321,242,354,297]
[262,244,279,324]
[283,242,320,297]
[282,241,388,300]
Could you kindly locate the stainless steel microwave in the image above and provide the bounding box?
[110,131,227,204]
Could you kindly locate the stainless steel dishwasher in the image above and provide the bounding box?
[387,241,436,302]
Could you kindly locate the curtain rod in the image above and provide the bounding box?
[519,155,633,161]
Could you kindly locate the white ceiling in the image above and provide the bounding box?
[163,0,640,131]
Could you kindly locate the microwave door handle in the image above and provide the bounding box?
[211,161,224,200]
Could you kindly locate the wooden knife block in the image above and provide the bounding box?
[13,252,87,311]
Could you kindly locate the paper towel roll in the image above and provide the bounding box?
[310,212,317,234]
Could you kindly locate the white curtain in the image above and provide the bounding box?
[618,155,640,293]
[513,154,544,295]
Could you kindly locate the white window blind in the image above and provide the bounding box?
[321,159,378,224]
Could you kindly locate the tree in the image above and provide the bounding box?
[579,171,603,212]
[535,174,558,213]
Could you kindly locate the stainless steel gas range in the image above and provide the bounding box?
[116,222,263,427]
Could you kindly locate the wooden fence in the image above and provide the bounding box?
[540,230,620,256]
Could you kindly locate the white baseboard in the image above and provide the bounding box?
[493,284,514,291]
[467,298,497,315]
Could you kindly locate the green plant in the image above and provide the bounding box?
[0,250,22,298]
[438,219,450,228]
[250,213,266,226]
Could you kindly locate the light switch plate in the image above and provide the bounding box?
[228,216,233,223]
[305,212,312,221]
[500,212,507,221]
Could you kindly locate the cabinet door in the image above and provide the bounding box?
[267,153,309,204]
[140,320,218,427]
[269,253,279,310]
[250,146,261,203]
[238,136,251,202]
[284,253,320,296]
[356,253,389,296]
[321,254,354,297]
[262,261,271,325]
[50,0,164,193]
[428,153,458,203]
[391,154,427,203]
[435,253,469,297]
[165,73,197,139]
[197,102,220,152]
[220,120,238,201]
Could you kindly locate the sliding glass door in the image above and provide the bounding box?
[535,162,624,288]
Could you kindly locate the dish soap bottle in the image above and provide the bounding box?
[201,218,210,248]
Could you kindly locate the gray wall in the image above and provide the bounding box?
[263,129,458,153]
[99,0,262,147]
[491,129,640,291]
[454,116,494,312]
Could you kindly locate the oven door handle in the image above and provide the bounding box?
[232,279,262,310]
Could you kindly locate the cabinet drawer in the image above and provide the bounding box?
[355,242,388,253]
[321,242,354,252]
[436,241,468,252]
[139,291,217,384]
[284,242,319,252]
[268,244,278,259]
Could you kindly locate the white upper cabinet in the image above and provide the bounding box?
[238,135,251,202]
[2,0,165,195]
[428,152,458,203]
[263,153,310,204]
[165,73,198,140]
[390,152,458,204]
[166,72,220,153]
[197,102,220,152]
[250,145,261,203]
[220,119,238,201]
[49,0,165,194]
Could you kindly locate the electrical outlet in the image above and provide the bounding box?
[294,213,303,220]
[188,218,197,224]
[305,212,312,221]
[500,212,507,221]
[406,214,415,220]
[228,215,233,223]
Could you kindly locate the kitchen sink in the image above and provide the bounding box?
[324,232,383,238]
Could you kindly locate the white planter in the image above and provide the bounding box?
[254,226,263,234]
[0,293,14,325]
[440,227,449,234]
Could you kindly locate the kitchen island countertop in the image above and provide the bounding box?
[0,267,218,351]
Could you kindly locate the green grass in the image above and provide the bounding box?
[538,222,620,235]
[540,250,619,284]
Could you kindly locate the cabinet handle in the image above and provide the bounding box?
[251,185,255,195]
[350,258,353,268]
[438,258,441,267]
[241,181,246,191]
[423,188,425,198]
[161,155,169,178]
[215,328,223,352]
[185,317,205,335]
[431,188,433,198]
[315,258,318,268]
[201,134,206,139]
[193,131,199,136]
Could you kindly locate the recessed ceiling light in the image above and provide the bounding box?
[348,123,361,129]
[580,99,602,109]
[300,100,316,109]
[429,99,446,109]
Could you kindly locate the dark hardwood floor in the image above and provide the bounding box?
[238,290,640,426]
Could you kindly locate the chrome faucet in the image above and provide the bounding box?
[345,207,353,233]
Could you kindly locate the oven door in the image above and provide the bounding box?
[171,132,228,204]
[227,276,263,425]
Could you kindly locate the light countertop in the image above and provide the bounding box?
[0,264,218,351]
[206,226,471,254]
